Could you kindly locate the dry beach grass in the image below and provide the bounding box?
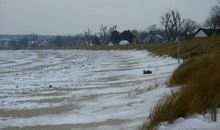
[141,36,220,130]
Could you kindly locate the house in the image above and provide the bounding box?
[108,42,114,46]
[132,37,138,45]
[119,40,130,45]
[144,32,164,43]
[120,30,137,44]
[194,28,220,38]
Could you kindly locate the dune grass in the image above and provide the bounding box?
[142,52,220,130]
[145,36,220,59]
[141,36,220,130]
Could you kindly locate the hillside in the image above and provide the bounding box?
[141,36,220,130]
[86,36,220,60]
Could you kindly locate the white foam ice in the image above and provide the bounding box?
[0,50,196,130]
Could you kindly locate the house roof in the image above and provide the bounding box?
[150,32,164,39]
[195,28,220,36]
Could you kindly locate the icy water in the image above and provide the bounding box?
[0,50,179,130]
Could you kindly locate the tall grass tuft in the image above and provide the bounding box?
[143,52,220,130]
[141,91,185,130]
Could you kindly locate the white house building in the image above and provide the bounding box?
[194,28,220,38]
[194,29,208,38]
[119,40,130,45]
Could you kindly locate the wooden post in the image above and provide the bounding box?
[177,40,181,64]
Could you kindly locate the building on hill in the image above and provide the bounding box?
[132,37,138,45]
[149,32,164,43]
[119,40,129,45]
[143,32,164,43]
[108,42,114,46]
[194,28,220,38]
[120,30,137,44]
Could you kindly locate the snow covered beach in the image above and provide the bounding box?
[0,50,218,130]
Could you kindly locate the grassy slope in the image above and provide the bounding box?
[141,36,220,130]
[145,36,220,59]
[86,36,220,59]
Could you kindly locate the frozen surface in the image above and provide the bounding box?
[159,112,220,130]
[0,50,206,130]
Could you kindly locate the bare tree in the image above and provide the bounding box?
[99,25,108,44]
[183,19,198,39]
[109,25,117,34]
[98,25,117,44]
[161,10,185,41]
[147,24,157,34]
[84,28,92,44]
[206,1,220,29]
[206,17,214,29]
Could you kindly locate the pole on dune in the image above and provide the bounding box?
[178,41,180,64]
[175,38,181,64]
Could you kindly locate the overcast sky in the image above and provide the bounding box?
[0,0,218,35]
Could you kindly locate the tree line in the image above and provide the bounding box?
[52,1,220,46]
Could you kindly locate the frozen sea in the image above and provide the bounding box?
[1,50,218,130]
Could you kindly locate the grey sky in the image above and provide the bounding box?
[0,0,217,35]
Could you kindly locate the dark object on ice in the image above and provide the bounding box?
[49,85,53,88]
[143,70,152,74]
